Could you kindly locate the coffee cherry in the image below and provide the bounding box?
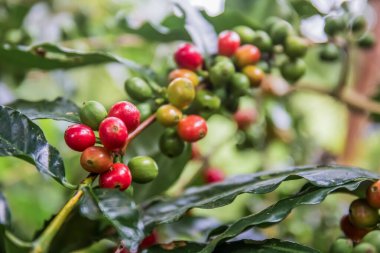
[340,215,371,243]
[80,146,112,173]
[349,199,379,228]
[108,101,140,132]
[139,230,158,250]
[233,26,255,44]
[235,45,261,68]
[256,61,271,73]
[209,60,235,87]
[99,163,132,191]
[79,101,107,130]
[264,16,281,32]
[231,73,250,96]
[177,115,207,142]
[167,78,195,109]
[159,128,185,157]
[156,104,183,127]
[195,90,221,111]
[367,180,380,208]
[168,69,199,87]
[280,58,306,83]
[99,117,128,152]
[252,31,273,53]
[214,55,231,64]
[362,230,380,252]
[218,30,241,57]
[234,109,257,130]
[324,16,346,36]
[284,36,308,58]
[174,43,203,70]
[320,43,340,62]
[204,168,225,183]
[242,65,264,87]
[128,156,158,183]
[137,102,153,121]
[353,243,376,253]
[124,77,153,102]
[351,16,367,34]
[270,20,294,45]
[64,124,96,152]
[357,34,376,49]
[329,238,353,253]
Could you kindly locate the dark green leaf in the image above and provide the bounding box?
[288,0,321,18]
[0,43,153,77]
[125,123,191,203]
[81,188,144,251]
[7,97,80,123]
[0,106,72,188]
[142,166,378,230]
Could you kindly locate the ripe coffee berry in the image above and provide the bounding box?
[64,124,96,152]
[80,146,112,173]
[108,101,140,132]
[349,199,379,228]
[204,168,225,183]
[99,117,128,152]
[168,69,199,87]
[156,104,183,127]
[234,109,257,130]
[174,43,203,70]
[79,101,107,130]
[234,45,261,68]
[340,215,371,243]
[167,78,195,109]
[218,30,241,57]
[99,163,132,191]
[177,115,207,142]
[367,180,380,208]
[242,65,264,87]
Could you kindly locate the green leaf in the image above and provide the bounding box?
[142,166,378,230]
[288,0,321,18]
[0,106,72,188]
[0,43,153,77]
[81,188,144,251]
[125,123,191,203]
[7,97,80,123]
[145,239,319,252]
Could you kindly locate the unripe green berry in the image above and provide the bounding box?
[167,78,195,109]
[329,238,353,253]
[124,77,153,101]
[284,36,308,58]
[351,16,367,34]
[320,43,340,62]
[357,33,376,49]
[256,61,271,73]
[233,26,255,44]
[156,104,183,127]
[195,90,221,111]
[353,243,376,253]
[159,128,185,157]
[252,31,273,52]
[137,102,153,121]
[362,230,380,252]
[209,60,235,87]
[231,73,250,96]
[324,16,346,36]
[264,17,281,32]
[280,58,306,83]
[79,101,107,130]
[270,20,294,45]
[128,156,158,183]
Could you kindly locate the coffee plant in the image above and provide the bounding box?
[1,0,380,252]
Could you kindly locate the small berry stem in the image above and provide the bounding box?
[123,114,156,151]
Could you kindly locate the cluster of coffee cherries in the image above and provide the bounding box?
[329,180,380,253]
[64,100,159,190]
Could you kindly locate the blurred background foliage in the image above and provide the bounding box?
[0,0,379,252]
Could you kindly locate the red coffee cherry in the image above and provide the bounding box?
[349,199,379,228]
[108,101,140,132]
[139,230,158,250]
[174,43,203,70]
[99,163,132,191]
[204,167,225,184]
[99,117,128,152]
[80,146,113,173]
[177,115,208,142]
[233,108,257,130]
[340,214,371,243]
[64,124,96,152]
[367,180,380,208]
[234,45,261,68]
[218,30,241,57]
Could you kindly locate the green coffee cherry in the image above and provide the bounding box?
[214,56,231,64]
[357,33,376,49]
[231,73,250,96]
[156,104,183,126]
[324,16,346,36]
[124,77,153,101]
[256,61,271,73]
[233,26,255,44]
[137,102,153,121]
[284,36,308,58]
[329,238,353,253]
[320,43,340,62]
[280,58,306,83]
[159,128,185,157]
[79,101,107,130]
[264,16,281,32]
[353,243,376,253]
[209,60,235,87]
[167,78,195,109]
[195,90,221,111]
[362,230,380,252]
[252,31,273,52]
[351,16,367,34]
[128,156,158,183]
[270,20,294,45]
